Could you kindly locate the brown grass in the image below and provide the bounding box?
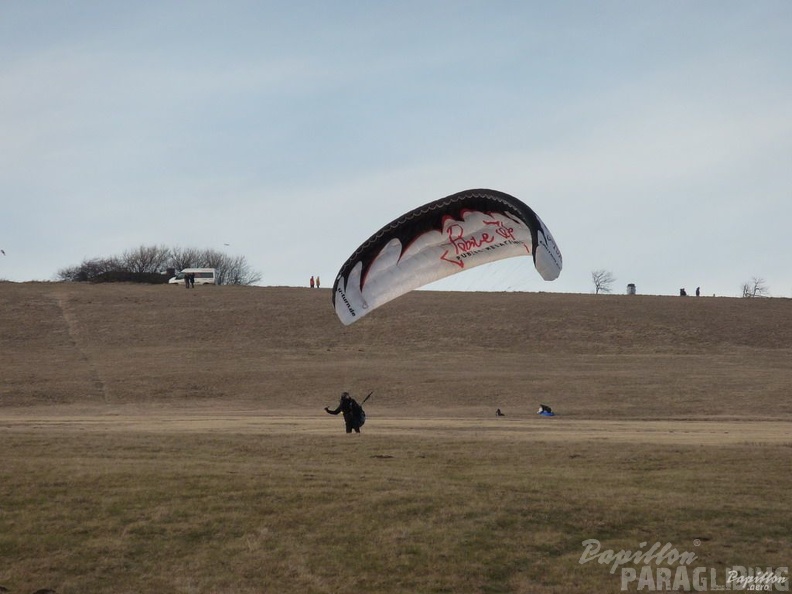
[0,282,790,593]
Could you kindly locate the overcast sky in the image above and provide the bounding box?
[2,1,790,297]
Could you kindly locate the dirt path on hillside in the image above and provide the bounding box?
[51,288,111,402]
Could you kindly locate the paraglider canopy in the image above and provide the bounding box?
[332,188,562,325]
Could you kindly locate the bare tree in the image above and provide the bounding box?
[168,246,204,272]
[168,248,262,286]
[56,257,120,282]
[199,248,228,271]
[57,245,262,285]
[217,256,261,285]
[741,277,770,298]
[591,269,616,294]
[119,244,171,273]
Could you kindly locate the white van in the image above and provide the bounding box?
[169,268,217,286]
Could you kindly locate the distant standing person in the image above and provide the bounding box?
[189,273,195,288]
[310,276,315,288]
[324,391,365,434]
[695,287,700,297]
[316,276,320,288]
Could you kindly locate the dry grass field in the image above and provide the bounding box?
[1,282,790,593]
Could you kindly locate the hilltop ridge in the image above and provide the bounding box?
[1,282,790,418]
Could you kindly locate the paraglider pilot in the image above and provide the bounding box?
[325,392,365,433]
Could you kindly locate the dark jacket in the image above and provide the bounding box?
[325,395,365,433]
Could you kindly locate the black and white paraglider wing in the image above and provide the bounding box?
[331,189,562,325]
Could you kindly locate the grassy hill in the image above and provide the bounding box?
[1,281,790,593]
[2,281,790,418]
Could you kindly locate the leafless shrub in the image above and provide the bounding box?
[591,269,616,294]
[741,277,769,298]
